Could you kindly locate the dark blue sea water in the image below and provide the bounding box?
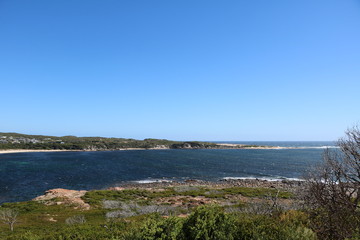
[0,141,335,204]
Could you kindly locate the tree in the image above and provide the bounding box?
[0,208,19,231]
[305,126,360,240]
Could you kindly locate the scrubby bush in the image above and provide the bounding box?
[103,200,124,209]
[49,225,114,240]
[65,215,86,225]
[182,205,237,240]
[174,185,202,193]
[105,201,177,219]
[305,126,360,239]
[10,231,41,240]
[126,215,184,240]
[235,214,317,240]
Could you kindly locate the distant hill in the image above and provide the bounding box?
[0,132,236,151]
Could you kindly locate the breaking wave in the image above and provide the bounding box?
[222,176,305,182]
[133,179,174,184]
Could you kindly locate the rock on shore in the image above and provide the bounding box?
[110,179,305,193]
[33,188,90,210]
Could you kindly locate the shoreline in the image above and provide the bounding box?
[0,146,330,154]
[27,178,306,213]
[0,149,82,154]
[0,148,175,154]
[1,178,306,204]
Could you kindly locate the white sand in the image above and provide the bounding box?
[0,149,80,154]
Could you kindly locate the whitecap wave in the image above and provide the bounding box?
[133,179,173,184]
[222,176,305,182]
[272,146,339,150]
[307,146,339,149]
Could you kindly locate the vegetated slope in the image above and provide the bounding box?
[0,183,318,240]
[0,132,225,150]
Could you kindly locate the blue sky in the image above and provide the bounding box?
[1,0,359,141]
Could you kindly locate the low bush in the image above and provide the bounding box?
[65,215,86,225]
[235,214,317,240]
[125,215,184,240]
[182,205,237,240]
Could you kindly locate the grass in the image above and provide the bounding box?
[82,186,293,208]
[222,187,293,198]
[0,186,304,240]
[0,201,106,238]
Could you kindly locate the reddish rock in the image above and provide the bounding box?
[107,187,125,191]
[33,188,90,210]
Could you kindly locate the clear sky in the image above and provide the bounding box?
[1,0,359,141]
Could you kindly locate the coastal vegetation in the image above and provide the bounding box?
[0,209,18,232]
[0,170,357,239]
[304,126,360,239]
[0,133,251,151]
[1,126,359,239]
[0,184,314,240]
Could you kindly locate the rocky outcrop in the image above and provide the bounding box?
[107,187,125,191]
[152,145,169,149]
[33,188,90,210]
[171,142,208,149]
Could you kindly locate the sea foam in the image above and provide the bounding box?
[222,176,305,182]
[133,179,174,184]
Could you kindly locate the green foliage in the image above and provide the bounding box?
[126,215,184,240]
[83,189,153,207]
[83,186,293,209]
[0,132,221,151]
[45,224,118,240]
[0,187,310,240]
[0,200,106,239]
[222,187,293,198]
[345,228,360,240]
[2,201,45,213]
[308,207,360,240]
[0,201,318,240]
[182,205,237,240]
[8,231,42,240]
[235,214,317,240]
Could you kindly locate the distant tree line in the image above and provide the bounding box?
[0,133,219,150]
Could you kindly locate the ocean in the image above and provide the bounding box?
[0,141,336,204]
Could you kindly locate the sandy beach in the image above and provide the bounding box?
[0,149,81,154]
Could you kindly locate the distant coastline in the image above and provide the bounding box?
[0,133,338,154]
[0,142,326,204]
[0,132,277,153]
[0,149,80,154]
[0,145,335,154]
[0,145,274,155]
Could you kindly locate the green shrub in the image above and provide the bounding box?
[8,231,42,240]
[49,225,110,240]
[1,201,44,213]
[235,214,316,240]
[182,205,236,240]
[126,215,183,240]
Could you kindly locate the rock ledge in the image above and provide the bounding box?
[33,188,90,210]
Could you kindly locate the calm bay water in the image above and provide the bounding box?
[0,141,335,203]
